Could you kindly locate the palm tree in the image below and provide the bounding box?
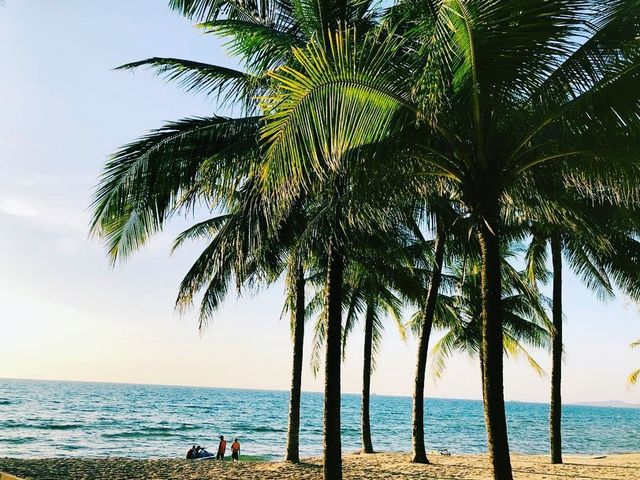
[525,196,640,464]
[308,242,414,454]
[93,118,318,465]
[409,200,470,464]
[629,339,640,386]
[174,2,393,477]
[259,3,640,477]
[172,183,316,465]
[92,0,309,461]
[342,264,408,453]
[422,242,553,468]
[295,175,410,479]
[255,9,396,480]
[410,218,445,464]
[342,262,408,454]
[283,258,307,463]
[526,220,606,466]
[95,1,385,474]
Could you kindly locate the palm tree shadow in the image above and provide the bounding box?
[294,462,322,469]
[562,462,640,471]
[512,469,623,480]
[513,463,635,480]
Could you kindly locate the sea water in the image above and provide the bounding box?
[0,379,637,459]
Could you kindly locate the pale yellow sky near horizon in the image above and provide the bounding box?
[0,1,639,406]
[1,230,638,405]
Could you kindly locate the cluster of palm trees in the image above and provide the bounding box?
[90,1,640,479]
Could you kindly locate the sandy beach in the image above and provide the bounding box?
[1,452,639,480]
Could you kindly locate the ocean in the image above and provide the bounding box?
[0,379,637,460]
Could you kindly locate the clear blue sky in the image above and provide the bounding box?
[0,0,638,404]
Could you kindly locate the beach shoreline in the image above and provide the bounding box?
[2,452,639,479]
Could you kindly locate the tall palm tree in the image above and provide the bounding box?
[256,9,398,480]
[342,261,409,454]
[95,2,386,474]
[298,172,412,479]
[410,217,445,464]
[409,199,469,464]
[92,0,309,462]
[308,242,414,454]
[525,195,640,464]
[172,182,316,466]
[259,4,640,477]
[283,258,307,463]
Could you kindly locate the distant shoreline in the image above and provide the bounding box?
[572,400,640,409]
[2,377,637,408]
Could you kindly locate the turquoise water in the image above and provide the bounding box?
[0,379,638,459]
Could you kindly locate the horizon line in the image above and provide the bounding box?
[2,376,637,407]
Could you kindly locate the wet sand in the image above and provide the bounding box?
[1,452,639,479]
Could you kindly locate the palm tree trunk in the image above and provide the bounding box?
[478,206,513,480]
[324,243,344,480]
[550,235,563,464]
[412,226,445,464]
[285,262,305,463]
[361,304,374,454]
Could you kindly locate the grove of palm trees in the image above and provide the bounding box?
[90,1,640,480]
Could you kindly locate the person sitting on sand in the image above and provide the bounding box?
[216,435,227,460]
[186,445,197,459]
[231,438,240,462]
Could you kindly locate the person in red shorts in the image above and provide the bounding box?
[231,438,241,462]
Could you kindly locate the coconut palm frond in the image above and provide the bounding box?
[117,57,264,109]
[90,115,259,262]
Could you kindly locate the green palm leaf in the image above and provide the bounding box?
[117,57,263,109]
[90,116,259,262]
[200,20,304,72]
[259,27,414,195]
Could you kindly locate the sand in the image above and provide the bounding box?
[1,452,639,480]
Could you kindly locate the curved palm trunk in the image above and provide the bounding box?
[361,304,374,454]
[285,263,306,463]
[412,227,445,464]
[478,206,513,480]
[324,243,344,480]
[550,235,563,464]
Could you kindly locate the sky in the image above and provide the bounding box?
[0,1,638,405]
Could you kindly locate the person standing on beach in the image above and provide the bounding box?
[231,438,240,462]
[216,435,227,460]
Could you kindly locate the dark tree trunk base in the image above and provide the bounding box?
[411,453,431,464]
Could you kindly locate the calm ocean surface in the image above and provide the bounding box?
[0,379,638,460]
